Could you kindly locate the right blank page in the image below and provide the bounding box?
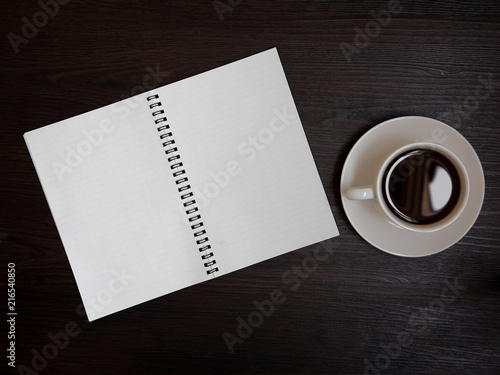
[157,48,338,276]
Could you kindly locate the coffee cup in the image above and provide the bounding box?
[345,142,470,232]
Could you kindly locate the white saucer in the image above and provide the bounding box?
[340,116,485,257]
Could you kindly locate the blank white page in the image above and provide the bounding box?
[24,93,211,321]
[155,48,339,276]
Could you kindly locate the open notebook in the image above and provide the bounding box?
[24,48,339,321]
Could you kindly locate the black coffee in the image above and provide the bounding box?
[382,149,461,225]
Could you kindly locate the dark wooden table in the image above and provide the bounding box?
[1,1,499,374]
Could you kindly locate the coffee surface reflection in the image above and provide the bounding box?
[383,149,461,225]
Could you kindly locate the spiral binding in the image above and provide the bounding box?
[147,94,219,276]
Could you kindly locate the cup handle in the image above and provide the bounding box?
[345,186,375,200]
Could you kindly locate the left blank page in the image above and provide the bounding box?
[24,96,210,321]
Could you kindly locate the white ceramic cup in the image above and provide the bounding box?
[345,142,470,232]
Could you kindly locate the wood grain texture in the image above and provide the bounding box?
[1,1,499,374]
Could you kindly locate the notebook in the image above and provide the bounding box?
[24,48,339,321]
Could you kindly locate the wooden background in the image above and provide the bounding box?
[1,1,499,374]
